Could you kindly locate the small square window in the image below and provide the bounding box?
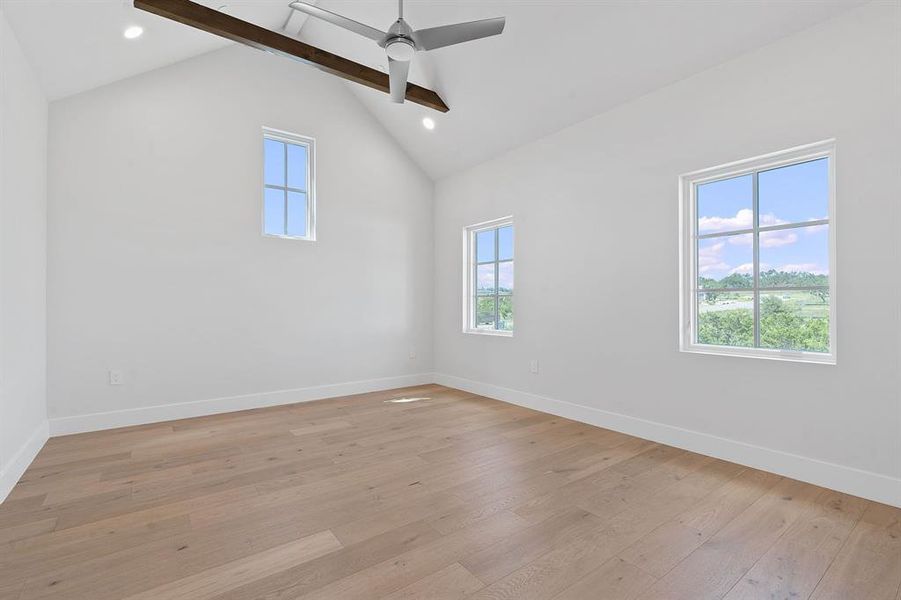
[262,128,315,241]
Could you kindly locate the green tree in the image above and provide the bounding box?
[759,269,827,288]
[717,273,752,288]
[698,309,754,347]
[759,295,829,352]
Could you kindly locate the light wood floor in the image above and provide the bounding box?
[1,385,898,600]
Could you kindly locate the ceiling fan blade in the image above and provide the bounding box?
[288,1,386,42]
[388,57,410,103]
[411,17,505,51]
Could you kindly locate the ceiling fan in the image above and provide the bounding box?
[288,0,506,104]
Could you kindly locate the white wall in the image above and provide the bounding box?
[434,2,901,505]
[0,10,48,499]
[47,45,434,430]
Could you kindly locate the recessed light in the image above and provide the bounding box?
[124,26,144,40]
[422,117,436,130]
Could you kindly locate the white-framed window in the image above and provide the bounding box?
[262,127,315,241]
[464,217,514,335]
[679,140,836,364]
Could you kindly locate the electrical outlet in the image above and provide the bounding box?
[409,348,417,360]
[529,359,539,374]
[109,370,124,385]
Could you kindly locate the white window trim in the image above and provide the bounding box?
[262,126,316,241]
[678,139,837,364]
[463,216,514,337]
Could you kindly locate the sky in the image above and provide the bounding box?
[477,226,514,293]
[697,158,829,282]
[264,139,308,237]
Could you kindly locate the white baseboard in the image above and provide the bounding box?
[0,420,49,503]
[433,373,901,508]
[19,371,900,509]
[49,373,434,436]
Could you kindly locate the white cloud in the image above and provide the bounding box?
[698,240,730,275]
[699,209,786,234]
[698,209,752,233]
[699,261,730,275]
[729,262,771,275]
[803,223,828,235]
[729,263,754,275]
[759,213,785,227]
[699,241,724,255]
[759,230,798,247]
[477,268,494,289]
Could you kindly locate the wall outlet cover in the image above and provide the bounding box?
[108,370,124,385]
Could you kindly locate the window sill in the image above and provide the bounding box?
[680,343,835,365]
[262,233,316,242]
[464,329,513,338]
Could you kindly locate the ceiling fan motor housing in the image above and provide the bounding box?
[383,17,416,61]
[386,37,415,61]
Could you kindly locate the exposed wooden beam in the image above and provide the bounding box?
[134,0,449,112]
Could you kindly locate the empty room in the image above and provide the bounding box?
[1,0,899,598]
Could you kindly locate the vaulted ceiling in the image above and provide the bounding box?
[2,0,865,179]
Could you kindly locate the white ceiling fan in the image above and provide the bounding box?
[288,0,506,104]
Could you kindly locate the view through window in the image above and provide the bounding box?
[681,142,835,362]
[467,219,514,333]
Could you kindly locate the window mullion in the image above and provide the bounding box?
[283,143,289,236]
[494,229,500,330]
[752,171,761,348]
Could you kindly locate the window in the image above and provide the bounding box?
[679,140,836,363]
[262,128,315,240]
[465,217,514,335]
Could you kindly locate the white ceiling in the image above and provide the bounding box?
[2,0,865,179]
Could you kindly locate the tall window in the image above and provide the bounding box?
[680,140,836,363]
[262,128,315,240]
[465,218,514,335]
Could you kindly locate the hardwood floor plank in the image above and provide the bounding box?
[16,504,339,599]
[121,530,342,600]
[466,458,745,599]
[460,509,605,584]
[329,490,463,546]
[432,443,612,533]
[512,441,690,525]
[808,502,901,600]
[380,563,484,599]
[640,477,827,600]
[722,490,868,600]
[0,518,57,545]
[0,577,25,600]
[617,468,782,578]
[0,385,891,600]
[551,556,656,600]
[298,510,528,600]
[208,519,442,600]
[1,515,193,584]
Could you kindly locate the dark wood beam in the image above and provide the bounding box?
[134,0,449,112]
